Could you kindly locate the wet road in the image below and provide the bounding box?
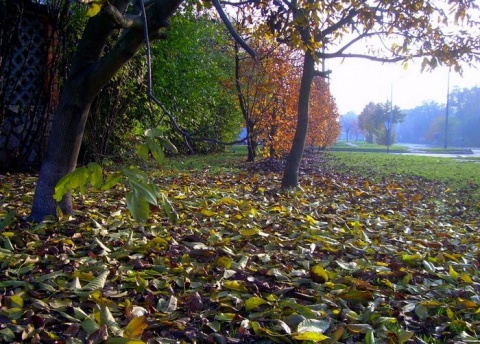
[396,144,480,159]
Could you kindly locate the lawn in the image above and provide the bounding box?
[0,150,479,343]
[330,140,407,152]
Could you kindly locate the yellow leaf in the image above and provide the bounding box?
[244,297,268,311]
[325,326,344,344]
[305,214,317,226]
[444,253,459,261]
[338,290,374,302]
[292,332,329,341]
[86,2,103,17]
[448,265,459,280]
[460,273,473,284]
[219,197,238,206]
[223,280,248,292]
[9,295,23,309]
[446,308,455,319]
[401,254,423,264]
[123,316,148,339]
[420,300,442,307]
[310,264,329,283]
[381,279,394,289]
[457,298,478,309]
[214,256,232,269]
[201,209,216,217]
[239,228,259,236]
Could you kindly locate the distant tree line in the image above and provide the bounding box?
[339,86,480,148]
[397,86,480,147]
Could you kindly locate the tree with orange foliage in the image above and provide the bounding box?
[237,41,340,158]
[235,36,301,161]
[306,78,340,150]
[255,47,301,158]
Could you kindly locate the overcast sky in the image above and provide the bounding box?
[327,58,480,115]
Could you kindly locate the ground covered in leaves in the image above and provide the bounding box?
[0,152,479,344]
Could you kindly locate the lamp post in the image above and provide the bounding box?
[444,68,451,149]
[385,83,393,153]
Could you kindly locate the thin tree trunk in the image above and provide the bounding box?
[281,52,315,189]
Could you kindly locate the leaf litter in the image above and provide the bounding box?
[0,152,479,343]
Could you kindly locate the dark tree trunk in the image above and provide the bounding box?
[30,0,183,221]
[247,137,257,162]
[281,52,315,189]
[234,42,257,162]
[31,80,94,219]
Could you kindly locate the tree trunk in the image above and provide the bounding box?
[247,138,256,162]
[246,121,256,162]
[281,52,315,189]
[30,0,183,222]
[31,80,94,219]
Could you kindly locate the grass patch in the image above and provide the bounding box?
[161,145,248,173]
[331,140,407,152]
[327,151,480,197]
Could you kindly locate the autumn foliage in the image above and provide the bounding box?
[306,78,340,149]
[236,40,340,159]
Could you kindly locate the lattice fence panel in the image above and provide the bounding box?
[4,16,46,106]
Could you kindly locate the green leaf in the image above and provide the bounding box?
[81,317,100,336]
[87,162,103,188]
[296,319,330,334]
[101,305,123,336]
[146,137,165,164]
[365,329,376,344]
[144,127,164,137]
[54,166,89,201]
[159,137,178,154]
[102,172,123,190]
[83,269,109,291]
[398,330,414,344]
[129,179,158,206]
[0,210,15,230]
[135,143,150,161]
[161,194,178,224]
[346,324,373,333]
[126,191,150,223]
[122,167,148,182]
[245,297,268,311]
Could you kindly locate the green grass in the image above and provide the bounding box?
[332,140,407,151]
[160,146,479,196]
[160,145,248,173]
[327,151,480,195]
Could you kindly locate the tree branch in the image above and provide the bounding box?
[102,3,143,29]
[213,0,256,59]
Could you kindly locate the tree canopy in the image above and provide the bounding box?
[18,0,480,219]
[358,101,405,145]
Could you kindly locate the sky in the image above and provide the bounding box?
[327,58,480,115]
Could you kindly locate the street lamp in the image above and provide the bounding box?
[384,118,392,153]
[384,83,394,153]
[444,68,451,149]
